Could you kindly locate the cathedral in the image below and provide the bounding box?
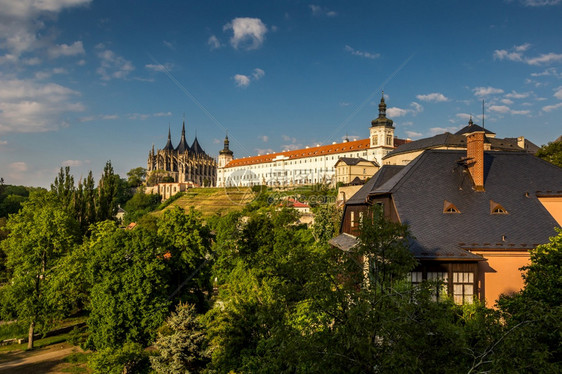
[147,122,217,187]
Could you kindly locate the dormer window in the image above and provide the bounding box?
[490,200,508,215]
[443,200,460,214]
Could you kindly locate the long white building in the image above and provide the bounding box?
[217,96,408,187]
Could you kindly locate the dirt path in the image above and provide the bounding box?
[0,344,82,373]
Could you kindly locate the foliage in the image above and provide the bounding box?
[96,161,119,221]
[494,228,562,372]
[123,189,161,223]
[536,140,562,168]
[0,184,32,218]
[311,203,341,243]
[150,303,209,373]
[0,191,79,349]
[127,167,147,188]
[88,342,150,374]
[83,221,170,351]
[157,206,212,308]
[157,192,184,210]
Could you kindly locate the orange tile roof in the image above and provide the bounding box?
[224,138,409,168]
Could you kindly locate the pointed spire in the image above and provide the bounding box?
[163,124,174,151]
[220,130,233,156]
[176,120,190,153]
[371,91,394,128]
[469,115,474,126]
[378,92,387,118]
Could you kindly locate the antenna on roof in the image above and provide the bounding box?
[482,99,485,129]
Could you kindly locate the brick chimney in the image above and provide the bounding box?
[466,131,485,191]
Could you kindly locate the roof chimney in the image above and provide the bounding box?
[466,131,485,191]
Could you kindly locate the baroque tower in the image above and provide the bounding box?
[369,93,395,165]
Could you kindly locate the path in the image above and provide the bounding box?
[0,344,81,373]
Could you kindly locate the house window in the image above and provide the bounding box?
[453,272,474,304]
[386,135,392,145]
[427,272,448,301]
[350,211,355,227]
[408,272,423,285]
[490,200,508,214]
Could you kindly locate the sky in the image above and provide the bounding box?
[1,0,562,187]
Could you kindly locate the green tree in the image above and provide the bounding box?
[0,191,79,349]
[96,161,118,221]
[123,190,161,223]
[536,140,562,168]
[311,203,340,243]
[157,207,212,307]
[84,221,170,352]
[127,167,147,188]
[51,166,75,209]
[494,229,562,372]
[150,303,209,373]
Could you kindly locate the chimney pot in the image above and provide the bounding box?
[466,131,485,191]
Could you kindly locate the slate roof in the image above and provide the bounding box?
[163,128,174,151]
[363,150,562,260]
[383,132,523,159]
[455,123,496,136]
[175,122,190,153]
[335,157,379,166]
[346,165,405,205]
[191,137,205,154]
[329,233,359,252]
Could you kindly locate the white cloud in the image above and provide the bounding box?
[416,92,449,102]
[456,113,472,120]
[234,74,250,88]
[501,99,514,105]
[473,86,504,97]
[505,90,531,99]
[233,68,265,88]
[344,45,380,59]
[9,161,27,172]
[515,43,532,52]
[339,102,350,107]
[0,0,91,61]
[489,105,511,113]
[223,17,267,50]
[255,148,275,155]
[553,86,562,99]
[410,102,423,113]
[387,107,409,117]
[96,47,135,80]
[429,126,461,135]
[0,78,84,134]
[145,63,173,72]
[282,144,301,151]
[153,112,172,117]
[309,5,338,17]
[48,41,85,58]
[521,0,561,6]
[259,135,268,142]
[208,35,221,50]
[61,160,83,167]
[252,68,265,80]
[511,110,530,115]
[493,49,523,62]
[101,114,118,120]
[543,102,562,112]
[531,67,560,77]
[526,53,562,65]
[405,131,423,139]
[163,40,175,50]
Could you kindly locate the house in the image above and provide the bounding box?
[331,129,562,307]
[334,157,379,185]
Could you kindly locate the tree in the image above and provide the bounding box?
[493,228,562,372]
[83,221,170,352]
[150,303,209,373]
[311,203,340,244]
[123,190,161,224]
[536,140,562,168]
[51,166,75,209]
[127,167,147,188]
[0,191,79,349]
[96,161,118,221]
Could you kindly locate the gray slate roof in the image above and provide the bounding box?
[346,165,405,205]
[383,132,523,159]
[347,149,562,260]
[380,150,561,259]
[336,157,379,167]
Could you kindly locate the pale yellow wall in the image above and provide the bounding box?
[538,196,562,226]
[337,185,363,204]
[473,250,530,308]
[335,161,378,183]
[383,146,465,166]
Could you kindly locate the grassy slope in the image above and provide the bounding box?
[153,187,257,218]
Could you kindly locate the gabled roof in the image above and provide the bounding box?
[335,157,379,167]
[455,122,495,136]
[346,165,405,205]
[364,150,562,259]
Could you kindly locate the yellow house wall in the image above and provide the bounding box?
[473,250,530,308]
[538,196,562,226]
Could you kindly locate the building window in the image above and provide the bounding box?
[386,135,392,146]
[372,135,378,145]
[490,200,508,215]
[350,211,355,227]
[408,271,423,285]
[443,200,461,214]
[453,272,474,304]
[427,272,448,301]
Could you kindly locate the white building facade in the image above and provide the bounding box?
[217,96,406,188]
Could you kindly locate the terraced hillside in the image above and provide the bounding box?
[153,187,257,218]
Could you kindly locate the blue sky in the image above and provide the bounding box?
[1,0,562,187]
